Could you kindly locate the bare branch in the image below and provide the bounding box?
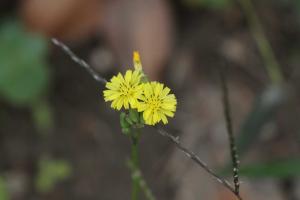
[51,38,107,84]
[156,127,242,200]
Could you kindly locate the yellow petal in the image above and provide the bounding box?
[116,98,123,110]
[143,109,152,121]
[125,70,132,83]
[133,51,142,71]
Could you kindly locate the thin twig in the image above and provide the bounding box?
[51,38,243,200]
[51,38,107,84]
[156,127,242,200]
[220,68,240,195]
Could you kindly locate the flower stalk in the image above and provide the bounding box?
[130,128,140,200]
[120,111,143,200]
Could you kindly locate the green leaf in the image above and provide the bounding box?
[31,100,53,134]
[0,176,9,200]
[219,85,286,175]
[236,85,286,155]
[122,127,131,135]
[35,158,72,193]
[0,19,50,106]
[239,159,300,178]
[129,109,139,124]
[120,112,130,128]
[184,0,232,9]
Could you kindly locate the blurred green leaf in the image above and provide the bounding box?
[0,19,49,106]
[0,176,9,200]
[237,85,286,155]
[35,158,72,193]
[31,100,54,134]
[239,159,300,178]
[184,0,232,9]
[219,85,287,175]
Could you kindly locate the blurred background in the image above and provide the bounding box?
[0,0,300,199]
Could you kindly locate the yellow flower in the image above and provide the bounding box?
[137,82,177,125]
[133,51,142,71]
[103,70,143,110]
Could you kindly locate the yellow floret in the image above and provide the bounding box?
[103,70,143,110]
[137,82,177,125]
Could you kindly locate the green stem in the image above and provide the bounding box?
[220,69,240,195]
[131,131,140,200]
[127,160,156,200]
[238,0,283,84]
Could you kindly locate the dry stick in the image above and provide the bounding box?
[51,38,243,200]
[51,38,107,84]
[156,128,242,200]
[220,69,240,195]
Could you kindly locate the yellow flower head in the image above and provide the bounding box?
[137,82,177,125]
[103,70,143,110]
[133,51,142,71]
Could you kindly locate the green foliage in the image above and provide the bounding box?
[220,86,286,175]
[129,109,139,124]
[120,112,131,135]
[184,0,232,9]
[35,158,72,193]
[236,85,285,155]
[0,19,49,106]
[120,110,144,135]
[31,100,53,133]
[0,176,9,200]
[239,159,300,178]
